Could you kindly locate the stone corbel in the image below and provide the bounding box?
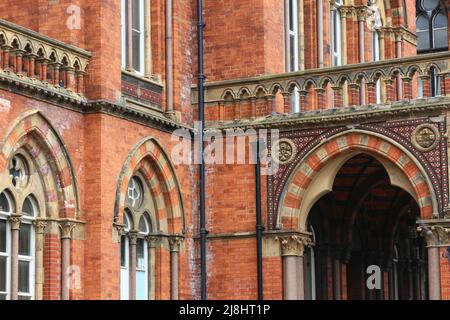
[145,234,161,248]
[112,222,126,243]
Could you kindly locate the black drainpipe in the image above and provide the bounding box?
[255,139,264,300]
[197,0,207,301]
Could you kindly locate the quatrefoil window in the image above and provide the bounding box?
[8,155,29,188]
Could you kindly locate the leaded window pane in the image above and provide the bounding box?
[136,238,145,270]
[132,0,141,30]
[421,0,439,11]
[19,224,31,256]
[18,260,30,293]
[138,216,148,234]
[0,294,6,300]
[136,271,147,300]
[120,235,126,267]
[434,12,447,28]
[434,28,448,47]
[417,30,431,50]
[0,221,6,253]
[22,197,36,217]
[0,256,6,292]
[0,193,10,213]
[416,15,429,31]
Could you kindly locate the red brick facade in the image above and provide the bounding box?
[0,0,448,301]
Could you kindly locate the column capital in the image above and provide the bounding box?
[32,219,48,234]
[58,220,76,239]
[169,236,184,252]
[128,230,139,245]
[276,233,311,257]
[417,219,450,247]
[9,214,22,230]
[145,234,161,248]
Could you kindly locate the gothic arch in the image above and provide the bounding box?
[278,130,437,232]
[114,137,185,235]
[0,110,80,219]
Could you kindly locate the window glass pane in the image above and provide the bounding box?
[433,12,447,28]
[123,213,130,230]
[18,260,30,293]
[0,193,10,213]
[138,216,148,234]
[421,0,439,11]
[120,235,126,267]
[433,28,448,48]
[18,295,31,300]
[417,31,431,50]
[19,224,31,256]
[0,221,6,253]
[132,0,141,30]
[22,197,36,217]
[289,0,294,31]
[136,238,145,270]
[0,294,6,300]
[132,32,141,71]
[0,256,6,292]
[136,270,147,300]
[289,35,295,72]
[416,15,429,31]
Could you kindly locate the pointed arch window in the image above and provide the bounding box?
[120,175,153,300]
[0,153,41,301]
[416,0,448,52]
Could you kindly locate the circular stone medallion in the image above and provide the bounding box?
[412,124,440,152]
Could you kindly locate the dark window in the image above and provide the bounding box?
[416,0,448,52]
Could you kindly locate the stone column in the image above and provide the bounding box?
[144,0,153,78]
[14,50,24,74]
[9,214,21,300]
[65,67,75,91]
[284,0,290,71]
[52,63,61,86]
[338,7,348,65]
[169,236,183,300]
[417,221,450,300]
[357,9,366,63]
[33,219,47,300]
[59,220,76,300]
[395,32,403,99]
[277,234,310,300]
[146,235,159,300]
[282,92,292,114]
[315,88,326,110]
[39,59,49,82]
[128,230,139,300]
[2,45,12,70]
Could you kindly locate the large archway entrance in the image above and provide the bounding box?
[304,154,428,300]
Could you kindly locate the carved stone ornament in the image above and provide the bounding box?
[417,219,450,247]
[8,214,22,230]
[412,124,440,152]
[145,235,161,248]
[276,234,311,257]
[58,220,76,239]
[273,138,297,165]
[32,219,48,234]
[169,236,184,252]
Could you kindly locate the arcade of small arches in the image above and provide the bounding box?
[275,130,448,300]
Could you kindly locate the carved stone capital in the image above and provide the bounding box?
[145,235,161,248]
[276,234,311,257]
[169,236,184,252]
[32,219,48,234]
[58,220,76,239]
[128,230,139,245]
[417,219,450,247]
[8,214,22,230]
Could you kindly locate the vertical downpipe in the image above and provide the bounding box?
[255,140,264,300]
[197,0,207,301]
[166,0,174,112]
